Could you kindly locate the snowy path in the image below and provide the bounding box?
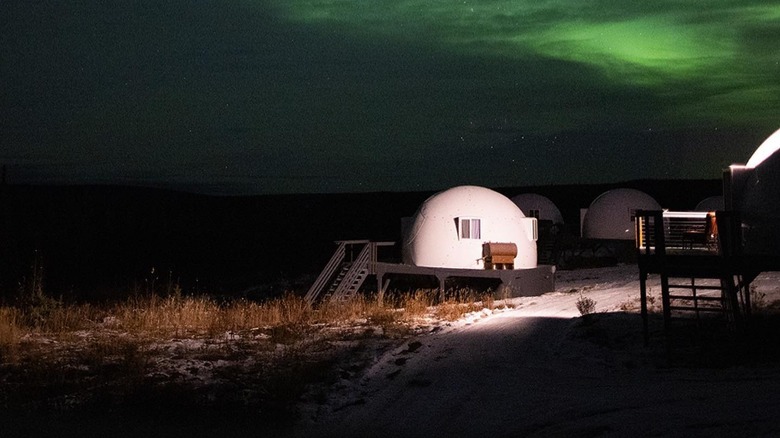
[297,266,780,437]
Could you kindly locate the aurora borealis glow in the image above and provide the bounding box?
[2,1,779,193]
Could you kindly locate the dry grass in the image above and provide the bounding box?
[435,300,479,321]
[0,308,22,362]
[618,286,663,314]
[2,257,491,343]
[395,290,436,319]
[0,308,22,343]
[1,287,491,349]
[0,284,493,426]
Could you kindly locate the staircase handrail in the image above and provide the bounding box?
[305,242,347,303]
[330,243,372,301]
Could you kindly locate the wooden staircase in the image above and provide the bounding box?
[635,210,752,343]
[664,275,746,323]
[328,244,371,302]
[305,240,392,304]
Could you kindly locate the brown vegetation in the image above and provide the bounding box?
[0,283,498,434]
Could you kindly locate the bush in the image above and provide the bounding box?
[14,257,64,328]
[576,293,596,316]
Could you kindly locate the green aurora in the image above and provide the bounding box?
[2,1,779,193]
[275,0,779,126]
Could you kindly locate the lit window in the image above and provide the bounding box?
[460,218,481,239]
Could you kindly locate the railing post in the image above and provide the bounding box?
[646,211,672,331]
[640,270,649,346]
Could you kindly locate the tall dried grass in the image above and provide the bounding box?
[395,290,436,319]
[1,262,499,420]
[1,286,491,343]
[0,308,22,346]
[0,308,23,363]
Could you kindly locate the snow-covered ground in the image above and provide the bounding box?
[4,265,779,437]
[295,265,780,437]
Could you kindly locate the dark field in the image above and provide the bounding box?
[0,179,721,300]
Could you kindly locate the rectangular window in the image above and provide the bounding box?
[529,209,540,219]
[460,218,481,239]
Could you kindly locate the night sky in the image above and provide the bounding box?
[2,1,779,194]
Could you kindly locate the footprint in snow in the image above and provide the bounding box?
[401,341,423,354]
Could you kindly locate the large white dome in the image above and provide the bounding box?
[746,128,780,168]
[510,193,564,224]
[582,188,661,240]
[403,186,537,269]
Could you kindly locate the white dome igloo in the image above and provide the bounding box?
[510,193,564,224]
[746,128,780,168]
[402,186,538,269]
[582,188,661,240]
[739,128,780,255]
[695,196,725,212]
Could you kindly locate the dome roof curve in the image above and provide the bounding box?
[414,185,525,220]
[746,128,780,168]
[740,128,780,255]
[510,193,564,224]
[582,188,661,240]
[695,196,725,212]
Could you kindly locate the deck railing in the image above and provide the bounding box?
[635,210,719,255]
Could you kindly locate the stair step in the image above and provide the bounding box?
[670,306,727,313]
[668,284,724,290]
[669,295,723,302]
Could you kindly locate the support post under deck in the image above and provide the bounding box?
[640,269,649,346]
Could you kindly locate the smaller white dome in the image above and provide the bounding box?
[510,193,564,224]
[694,196,724,212]
[582,188,661,240]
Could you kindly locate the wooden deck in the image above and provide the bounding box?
[633,210,780,343]
[372,262,556,301]
[305,240,556,303]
